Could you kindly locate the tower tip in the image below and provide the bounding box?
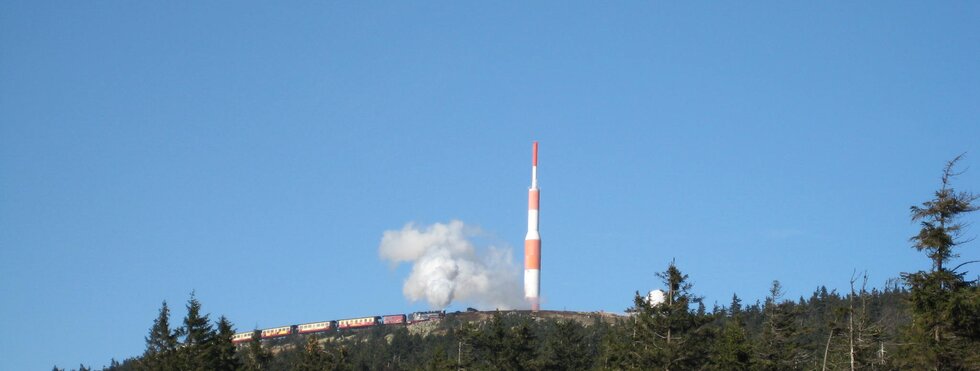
[533,141,538,166]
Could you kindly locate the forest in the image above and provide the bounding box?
[58,157,979,371]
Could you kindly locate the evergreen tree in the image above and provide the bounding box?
[597,318,631,370]
[423,346,454,371]
[508,320,538,370]
[712,318,751,370]
[180,291,215,370]
[627,261,713,370]
[472,312,511,368]
[465,312,538,370]
[210,316,241,371]
[709,294,751,370]
[755,280,803,370]
[900,154,980,370]
[241,335,271,371]
[142,301,179,370]
[326,343,350,371]
[296,335,327,371]
[540,319,593,371]
[729,293,743,318]
[387,328,417,369]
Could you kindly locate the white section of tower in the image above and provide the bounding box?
[527,210,539,237]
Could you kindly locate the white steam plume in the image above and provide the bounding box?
[379,220,524,310]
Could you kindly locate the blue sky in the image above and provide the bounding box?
[2,2,979,369]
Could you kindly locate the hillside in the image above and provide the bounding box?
[58,158,980,371]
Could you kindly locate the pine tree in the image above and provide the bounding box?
[210,316,241,371]
[423,346,454,371]
[241,335,272,371]
[326,343,350,371]
[465,312,538,370]
[143,301,180,370]
[627,261,713,370]
[180,291,215,370]
[713,319,751,370]
[297,335,327,371]
[507,320,538,370]
[755,280,803,370]
[540,319,593,371]
[730,293,743,318]
[597,318,632,370]
[709,294,751,370]
[900,154,980,370]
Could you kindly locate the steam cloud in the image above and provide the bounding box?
[379,220,524,310]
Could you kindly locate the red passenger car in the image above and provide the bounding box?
[382,314,406,325]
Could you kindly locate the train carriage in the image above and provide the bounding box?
[231,331,255,344]
[337,316,380,329]
[381,314,406,325]
[260,326,293,339]
[297,320,336,334]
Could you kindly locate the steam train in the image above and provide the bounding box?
[231,310,446,344]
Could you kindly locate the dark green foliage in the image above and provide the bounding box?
[144,301,178,355]
[510,321,539,369]
[899,155,980,370]
[328,343,350,370]
[624,262,714,370]
[138,294,244,371]
[709,294,750,371]
[241,335,272,371]
[755,280,804,370]
[539,320,593,370]
[180,291,215,370]
[422,345,454,370]
[211,316,242,371]
[90,285,939,371]
[141,301,180,370]
[463,312,538,370]
[295,335,326,371]
[597,317,631,370]
[101,357,140,371]
[712,318,751,370]
[908,155,978,272]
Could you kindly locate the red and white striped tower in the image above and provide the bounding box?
[524,141,541,311]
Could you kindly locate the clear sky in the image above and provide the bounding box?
[2,2,978,369]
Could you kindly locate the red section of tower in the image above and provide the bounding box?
[533,141,538,166]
